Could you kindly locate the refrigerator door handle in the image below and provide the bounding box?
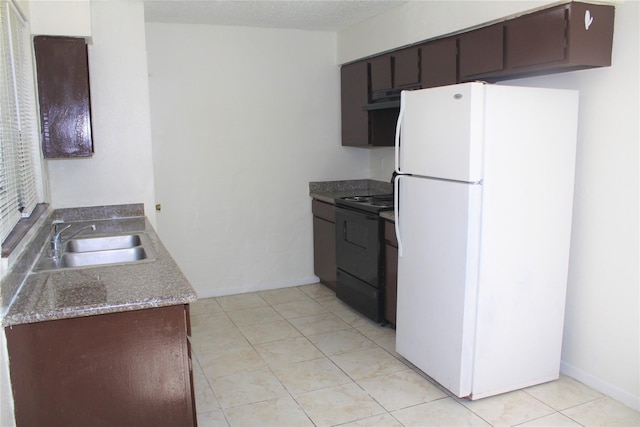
[394,90,406,174]
[394,174,403,257]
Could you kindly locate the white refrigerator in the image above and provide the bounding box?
[393,82,579,400]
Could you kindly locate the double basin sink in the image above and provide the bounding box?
[33,228,155,272]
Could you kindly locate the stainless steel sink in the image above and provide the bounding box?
[65,234,142,253]
[61,247,148,268]
[33,232,155,272]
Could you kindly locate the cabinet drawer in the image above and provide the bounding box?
[384,220,397,247]
[312,199,335,223]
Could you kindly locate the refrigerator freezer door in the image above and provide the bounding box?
[397,83,485,182]
[395,175,482,397]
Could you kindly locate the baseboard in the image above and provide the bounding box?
[195,276,321,299]
[561,360,640,411]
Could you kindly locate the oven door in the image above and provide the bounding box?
[335,207,383,287]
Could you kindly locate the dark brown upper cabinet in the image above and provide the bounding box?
[458,23,504,81]
[341,61,369,147]
[369,53,393,92]
[340,1,614,148]
[504,2,614,76]
[420,37,458,89]
[393,46,421,89]
[34,36,93,159]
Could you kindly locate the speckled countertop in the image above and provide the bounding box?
[309,179,395,221]
[2,204,197,327]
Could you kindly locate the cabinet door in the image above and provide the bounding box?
[506,6,567,69]
[369,54,393,92]
[384,221,398,326]
[312,200,337,291]
[6,306,195,427]
[394,47,420,88]
[341,61,369,147]
[34,36,93,158]
[459,24,504,80]
[421,37,458,88]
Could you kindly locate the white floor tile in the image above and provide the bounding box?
[271,357,352,395]
[216,292,267,311]
[225,305,283,327]
[258,287,309,305]
[458,390,555,427]
[561,397,640,427]
[210,367,289,408]
[331,347,410,380]
[307,328,377,356]
[196,409,228,427]
[392,397,490,426]
[224,396,314,427]
[288,312,352,336]
[523,375,603,411]
[254,336,325,366]
[358,369,448,411]
[295,382,386,427]
[272,298,328,319]
[189,285,640,427]
[238,319,302,345]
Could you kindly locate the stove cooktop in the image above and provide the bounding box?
[335,193,394,214]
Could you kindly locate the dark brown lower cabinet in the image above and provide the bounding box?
[384,220,398,327]
[312,199,336,291]
[5,305,196,427]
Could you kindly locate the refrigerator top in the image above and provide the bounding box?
[396,82,486,183]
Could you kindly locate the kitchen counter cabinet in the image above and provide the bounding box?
[6,304,196,427]
[384,220,398,327]
[312,199,337,291]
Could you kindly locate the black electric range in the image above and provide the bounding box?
[334,193,394,214]
[334,193,394,323]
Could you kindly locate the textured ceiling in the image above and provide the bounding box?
[143,0,407,31]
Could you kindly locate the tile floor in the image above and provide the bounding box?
[189,283,640,427]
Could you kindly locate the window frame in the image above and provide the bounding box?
[0,0,45,256]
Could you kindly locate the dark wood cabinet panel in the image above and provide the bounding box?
[339,2,614,147]
[565,2,614,67]
[394,47,420,88]
[506,6,567,69]
[384,221,398,326]
[6,305,195,427]
[341,61,369,147]
[34,36,93,158]
[369,54,393,92]
[312,200,336,291]
[459,23,504,80]
[420,37,458,88]
[499,2,613,78]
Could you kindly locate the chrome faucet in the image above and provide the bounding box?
[51,222,96,259]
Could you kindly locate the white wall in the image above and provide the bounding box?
[339,0,639,410]
[28,0,91,38]
[145,23,369,297]
[44,1,157,227]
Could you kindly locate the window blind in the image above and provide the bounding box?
[0,0,42,243]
